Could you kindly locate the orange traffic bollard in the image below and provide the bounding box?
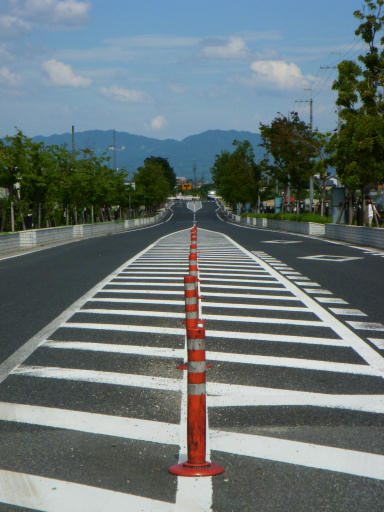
[169,327,224,477]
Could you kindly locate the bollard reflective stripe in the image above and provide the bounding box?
[188,361,206,373]
[187,383,206,395]
[188,340,204,351]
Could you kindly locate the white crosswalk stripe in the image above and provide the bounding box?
[0,226,383,511]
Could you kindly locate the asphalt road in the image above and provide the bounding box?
[0,200,382,511]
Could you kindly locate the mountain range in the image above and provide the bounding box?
[32,129,264,180]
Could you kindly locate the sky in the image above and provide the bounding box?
[0,0,370,140]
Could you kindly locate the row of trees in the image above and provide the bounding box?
[0,131,175,232]
[211,117,331,216]
[211,0,384,224]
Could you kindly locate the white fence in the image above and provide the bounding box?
[223,208,384,250]
[0,212,165,256]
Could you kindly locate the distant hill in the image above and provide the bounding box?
[32,129,264,179]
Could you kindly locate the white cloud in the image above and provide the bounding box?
[168,83,188,95]
[42,59,91,87]
[100,85,151,103]
[104,35,199,48]
[9,0,90,26]
[151,115,167,130]
[0,66,21,85]
[201,37,249,59]
[0,15,31,39]
[249,60,312,89]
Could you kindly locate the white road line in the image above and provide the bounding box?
[43,341,377,376]
[314,297,348,304]
[0,228,190,384]
[88,298,185,306]
[79,308,328,328]
[98,289,183,296]
[0,401,179,445]
[120,271,187,275]
[304,289,332,294]
[105,282,288,292]
[114,276,279,284]
[11,366,383,414]
[208,228,384,377]
[294,282,321,287]
[64,322,186,335]
[199,277,280,284]
[199,272,274,278]
[202,302,310,312]
[201,284,288,291]
[107,281,184,287]
[114,276,183,281]
[13,365,183,391]
[199,267,269,273]
[199,264,264,269]
[79,308,186,318]
[62,322,344,346]
[211,431,384,481]
[207,384,384,414]
[347,321,384,331]
[0,469,174,512]
[99,289,300,301]
[329,308,367,317]
[201,292,300,301]
[369,338,384,349]
[44,340,184,358]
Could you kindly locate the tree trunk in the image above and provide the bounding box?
[38,203,42,229]
[10,201,15,232]
[320,177,327,216]
[348,193,353,225]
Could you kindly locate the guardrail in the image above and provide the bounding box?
[0,211,166,256]
[218,203,384,250]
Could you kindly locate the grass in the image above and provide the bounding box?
[243,212,332,224]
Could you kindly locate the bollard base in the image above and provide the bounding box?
[169,461,224,477]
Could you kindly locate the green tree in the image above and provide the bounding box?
[259,113,316,212]
[0,130,31,230]
[211,140,260,209]
[332,0,384,224]
[135,159,171,214]
[144,156,176,190]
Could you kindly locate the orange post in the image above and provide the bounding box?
[169,327,224,477]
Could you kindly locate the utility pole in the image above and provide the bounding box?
[295,89,313,212]
[320,65,341,132]
[71,125,76,158]
[192,161,197,188]
[112,129,117,170]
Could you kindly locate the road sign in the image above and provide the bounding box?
[182,183,192,190]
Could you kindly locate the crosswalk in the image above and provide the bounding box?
[0,228,383,510]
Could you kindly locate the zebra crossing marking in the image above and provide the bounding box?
[0,469,175,512]
[369,338,384,350]
[329,308,367,317]
[1,226,384,509]
[347,321,384,332]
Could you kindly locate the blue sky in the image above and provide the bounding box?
[0,0,368,140]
